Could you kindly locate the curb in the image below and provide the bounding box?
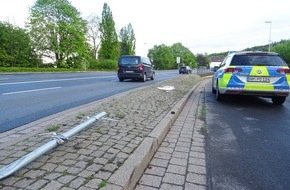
[106,80,204,190]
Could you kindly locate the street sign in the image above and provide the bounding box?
[176,57,180,64]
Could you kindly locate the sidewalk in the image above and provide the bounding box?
[134,80,207,190]
[0,75,209,190]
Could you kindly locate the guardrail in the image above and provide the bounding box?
[192,68,213,76]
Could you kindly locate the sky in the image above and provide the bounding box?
[0,0,290,56]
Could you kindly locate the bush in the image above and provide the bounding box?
[0,59,118,72]
[89,59,117,71]
[272,41,290,66]
[100,59,118,70]
[0,67,79,72]
[39,63,56,68]
[89,59,101,69]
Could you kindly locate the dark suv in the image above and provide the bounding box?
[179,66,192,74]
[117,55,155,82]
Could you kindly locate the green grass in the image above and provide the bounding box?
[117,160,124,167]
[200,124,207,135]
[87,158,94,166]
[83,175,94,185]
[195,101,199,118]
[98,180,107,188]
[115,111,125,119]
[200,102,206,121]
[76,112,86,119]
[46,125,60,132]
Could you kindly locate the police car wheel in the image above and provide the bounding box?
[215,82,223,101]
[272,97,286,105]
[212,86,216,94]
[212,79,216,94]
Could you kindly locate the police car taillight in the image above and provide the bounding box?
[224,68,242,73]
[277,68,290,74]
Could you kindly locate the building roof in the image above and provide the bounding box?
[211,56,225,62]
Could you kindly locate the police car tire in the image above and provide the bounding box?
[272,97,286,105]
[212,78,216,94]
[215,82,223,101]
[212,83,216,94]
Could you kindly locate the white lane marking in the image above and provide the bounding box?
[2,87,62,95]
[0,76,116,86]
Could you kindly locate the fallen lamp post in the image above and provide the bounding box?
[0,111,106,180]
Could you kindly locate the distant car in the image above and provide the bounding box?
[179,66,192,74]
[212,51,290,105]
[211,66,219,72]
[117,55,155,82]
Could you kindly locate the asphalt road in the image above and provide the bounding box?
[0,71,179,133]
[205,80,290,189]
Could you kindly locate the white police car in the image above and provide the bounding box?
[212,51,290,105]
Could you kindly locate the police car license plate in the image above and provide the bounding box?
[247,76,270,83]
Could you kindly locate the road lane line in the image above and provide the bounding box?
[0,76,116,86]
[2,87,62,95]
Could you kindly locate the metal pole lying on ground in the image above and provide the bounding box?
[0,112,106,180]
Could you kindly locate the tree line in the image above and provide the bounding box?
[0,0,198,70]
[0,0,136,70]
[246,40,290,65]
[209,39,290,66]
[1,0,289,71]
[0,0,207,71]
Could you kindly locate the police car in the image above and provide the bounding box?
[212,51,290,105]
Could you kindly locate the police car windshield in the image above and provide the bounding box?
[230,55,287,66]
[119,57,139,65]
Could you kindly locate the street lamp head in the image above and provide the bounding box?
[265,21,272,24]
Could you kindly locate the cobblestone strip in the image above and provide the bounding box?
[0,75,203,190]
[135,81,207,190]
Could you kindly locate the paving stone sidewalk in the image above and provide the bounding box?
[0,75,203,190]
[135,80,207,190]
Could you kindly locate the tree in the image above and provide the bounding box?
[86,14,100,59]
[272,40,290,66]
[98,3,119,60]
[27,0,88,68]
[196,53,210,68]
[119,23,136,55]
[171,43,196,68]
[148,43,196,70]
[148,44,175,70]
[0,22,33,67]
